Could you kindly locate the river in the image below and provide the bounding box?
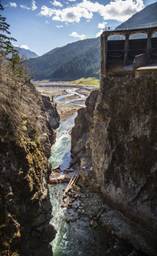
[47,84,92,256]
[47,85,91,171]
[36,82,102,256]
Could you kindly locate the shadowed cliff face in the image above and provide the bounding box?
[72,76,157,255]
[71,90,98,170]
[0,59,59,256]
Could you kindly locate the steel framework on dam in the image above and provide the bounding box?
[101,24,157,77]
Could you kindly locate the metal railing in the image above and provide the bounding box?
[103,22,157,32]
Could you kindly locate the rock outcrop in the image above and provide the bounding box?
[72,76,157,255]
[0,58,59,256]
[71,90,98,170]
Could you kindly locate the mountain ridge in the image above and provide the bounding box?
[16,47,38,59]
[26,38,99,80]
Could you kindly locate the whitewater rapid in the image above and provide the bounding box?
[49,87,86,172]
[49,113,77,171]
[48,85,96,256]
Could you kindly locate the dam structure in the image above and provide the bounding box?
[101,24,157,78]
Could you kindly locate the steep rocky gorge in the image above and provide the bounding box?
[1,54,157,256]
[0,59,60,256]
[71,76,157,255]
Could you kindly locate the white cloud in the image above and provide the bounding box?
[20,4,31,10]
[56,25,64,28]
[40,4,93,23]
[19,1,37,11]
[10,2,17,8]
[78,0,144,22]
[65,0,77,4]
[40,0,144,23]
[96,22,108,37]
[102,0,144,22]
[67,0,77,2]
[69,31,87,40]
[51,0,63,7]
[20,45,30,50]
[98,22,107,30]
[32,0,37,11]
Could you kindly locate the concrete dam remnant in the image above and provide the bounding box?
[101,25,157,77]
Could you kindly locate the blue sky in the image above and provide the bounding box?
[2,0,157,55]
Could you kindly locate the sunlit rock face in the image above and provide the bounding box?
[0,59,59,256]
[72,76,157,255]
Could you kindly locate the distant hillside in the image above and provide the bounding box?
[26,38,100,80]
[26,2,157,81]
[16,47,38,59]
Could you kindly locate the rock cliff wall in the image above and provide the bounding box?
[0,59,59,256]
[72,76,157,255]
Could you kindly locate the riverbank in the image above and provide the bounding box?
[34,81,95,120]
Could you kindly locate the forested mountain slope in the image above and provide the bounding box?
[26,38,99,80]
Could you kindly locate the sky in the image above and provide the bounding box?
[2,0,157,55]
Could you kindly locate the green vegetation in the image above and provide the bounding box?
[71,77,100,87]
[0,4,29,83]
[0,3,16,55]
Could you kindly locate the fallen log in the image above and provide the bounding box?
[48,174,71,184]
[63,174,80,197]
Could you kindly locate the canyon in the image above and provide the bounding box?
[0,43,157,256]
[0,52,157,256]
[1,1,157,255]
[0,57,157,256]
[35,73,157,256]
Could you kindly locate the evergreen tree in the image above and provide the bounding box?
[0,1,16,54]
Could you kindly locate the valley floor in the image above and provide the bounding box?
[34,80,95,120]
